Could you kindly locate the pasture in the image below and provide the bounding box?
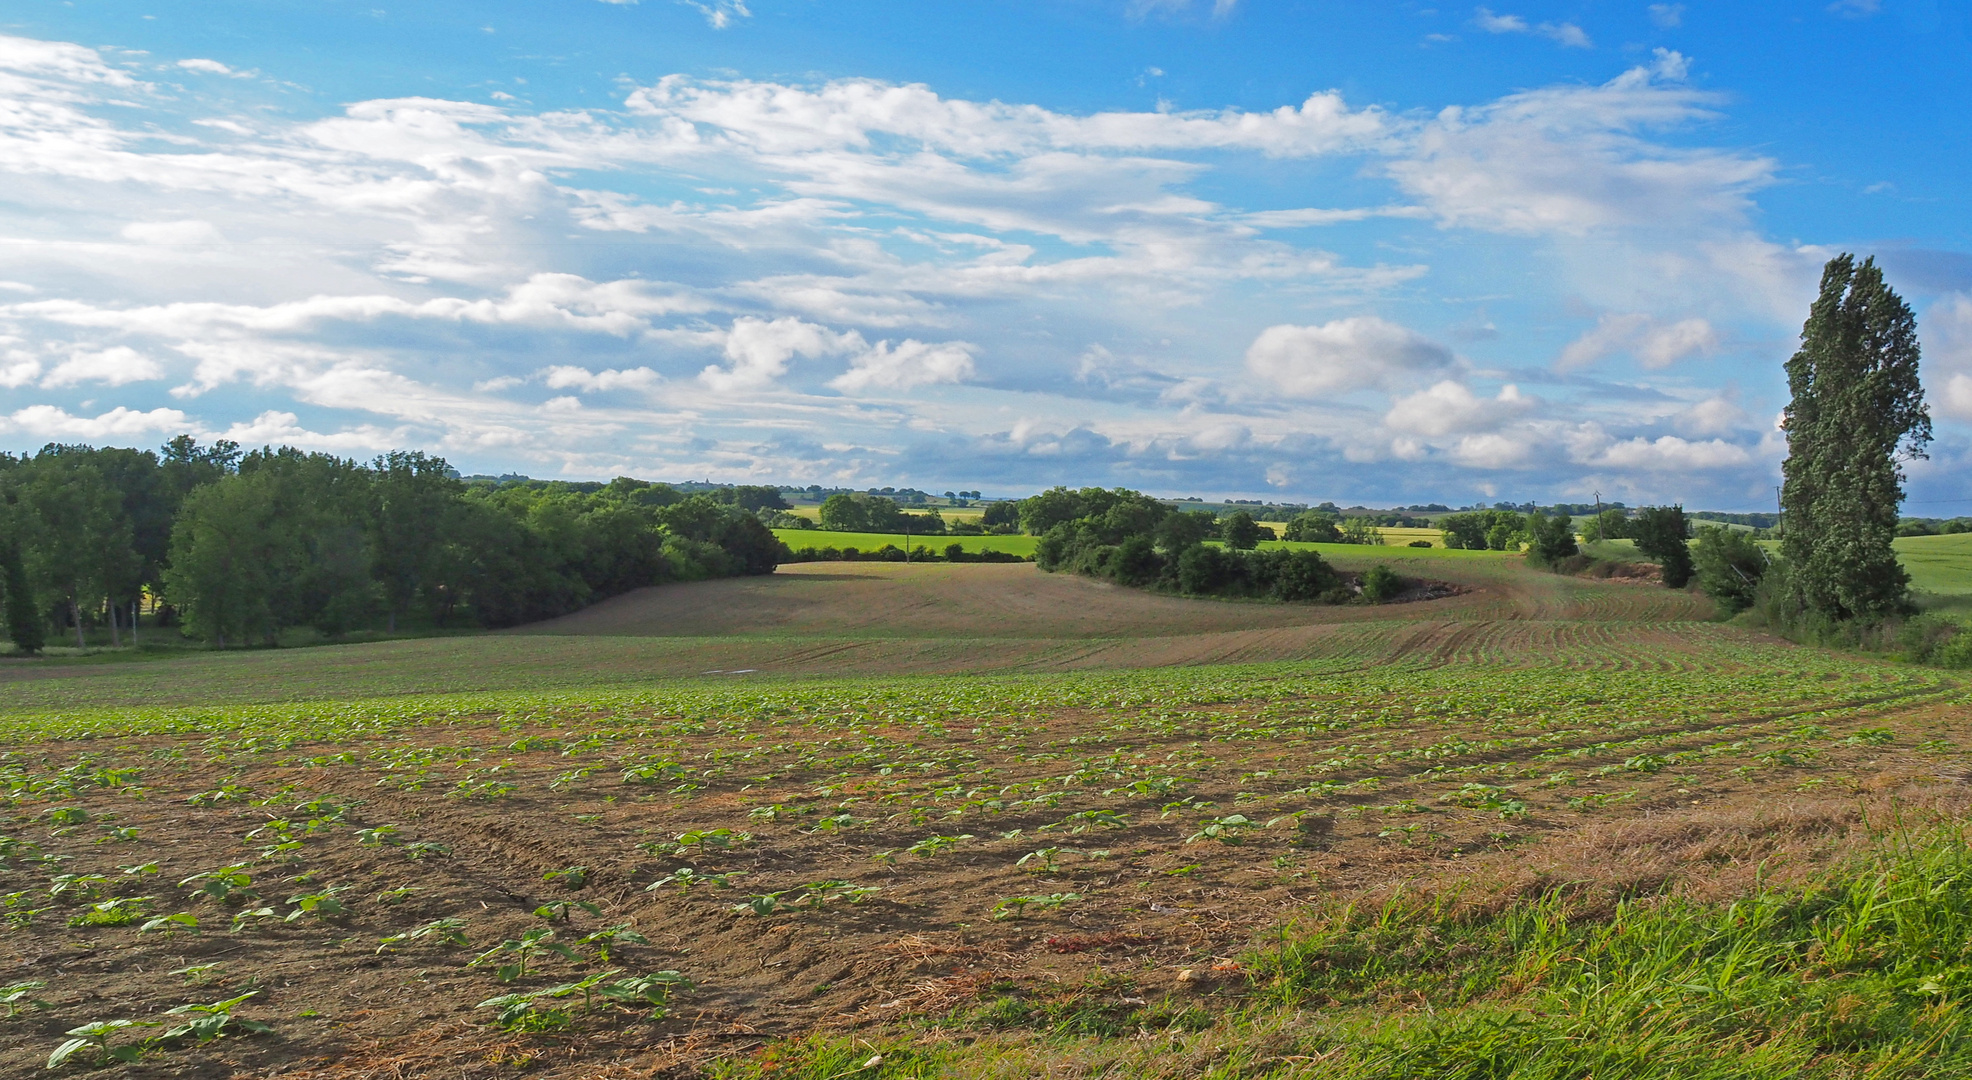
[0,556,1968,1077]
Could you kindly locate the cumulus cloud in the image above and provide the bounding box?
[1384,380,1534,437]
[1557,312,1719,369]
[698,316,864,391]
[1924,293,1972,420]
[540,365,663,393]
[1674,395,1749,438]
[40,346,165,388]
[175,58,248,77]
[831,339,976,393]
[3,404,189,439]
[1245,317,1455,396]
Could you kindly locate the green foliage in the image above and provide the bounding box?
[1438,510,1527,551]
[1360,565,1405,603]
[1523,510,1578,567]
[1632,506,1694,588]
[47,1018,156,1070]
[1282,512,1342,543]
[1,538,44,655]
[1781,254,1932,622]
[1693,526,1767,614]
[1221,511,1261,551]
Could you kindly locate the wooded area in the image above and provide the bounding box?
[0,440,782,651]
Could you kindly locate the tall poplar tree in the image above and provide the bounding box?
[1780,254,1931,622]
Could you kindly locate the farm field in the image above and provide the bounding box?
[1898,532,1972,596]
[772,528,1038,557]
[0,558,1969,1077]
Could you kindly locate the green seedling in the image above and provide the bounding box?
[401,841,451,859]
[353,825,400,846]
[375,887,417,905]
[140,912,200,935]
[159,993,272,1044]
[284,886,349,922]
[117,863,160,877]
[471,928,579,982]
[229,906,278,934]
[907,834,971,857]
[732,892,789,916]
[576,923,648,962]
[69,896,152,928]
[990,893,1082,921]
[47,1018,157,1069]
[168,964,225,988]
[95,826,140,844]
[596,971,694,1019]
[0,981,50,1017]
[377,917,471,953]
[187,785,252,806]
[0,836,44,870]
[572,813,604,825]
[621,760,688,785]
[1187,815,1257,845]
[1017,847,1071,873]
[533,899,602,923]
[44,807,90,827]
[647,868,746,893]
[46,874,108,902]
[1055,809,1129,833]
[543,865,589,889]
[180,864,256,903]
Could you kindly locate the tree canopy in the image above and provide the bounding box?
[1779,254,1931,622]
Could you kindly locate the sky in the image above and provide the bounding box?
[1,1,1968,510]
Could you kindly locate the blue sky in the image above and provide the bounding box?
[1,1,1968,510]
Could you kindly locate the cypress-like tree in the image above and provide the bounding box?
[1,539,44,655]
[1780,255,1931,621]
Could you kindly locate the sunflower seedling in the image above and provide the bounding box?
[647,868,745,893]
[471,928,578,982]
[377,917,471,953]
[597,971,694,1019]
[533,899,601,923]
[0,981,50,1017]
[159,992,272,1043]
[47,1018,157,1069]
[990,893,1082,921]
[542,866,589,890]
[576,924,648,962]
[285,886,349,923]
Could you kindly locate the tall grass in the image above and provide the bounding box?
[712,825,1972,1078]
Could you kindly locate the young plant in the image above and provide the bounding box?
[284,886,349,923]
[47,1018,157,1069]
[907,834,971,858]
[377,917,471,953]
[180,864,256,903]
[542,866,589,890]
[990,893,1082,921]
[533,899,601,923]
[471,928,578,982]
[158,993,272,1043]
[576,924,649,962]
[1186,814,1257,845]
[596,971,694,1019]
[646,868,746,893]
[0,981,49,1017]
[68,896,152,928]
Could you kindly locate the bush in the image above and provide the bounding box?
[1283,512,1342,543]
[1361,565,1405,603]
[1407,539,1432,548]
[1693,526,1767,614]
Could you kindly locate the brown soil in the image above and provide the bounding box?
[1,684,1962,1078]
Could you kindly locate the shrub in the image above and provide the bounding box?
[1361,565,1405,603]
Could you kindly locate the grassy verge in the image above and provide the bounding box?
[710,822,1972,1079]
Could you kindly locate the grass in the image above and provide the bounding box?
[1896,533,1972,596]
[709,824,1972,1080]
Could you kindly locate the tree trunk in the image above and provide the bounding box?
[108,599,121,648]
[129,600,139,646]
[69,596,84,649]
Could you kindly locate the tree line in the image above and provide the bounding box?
[0,440,782,652]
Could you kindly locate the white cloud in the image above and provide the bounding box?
[681,0,750,28]
[1245,317,1455,396]
[1472,7,1593,48]
[40,346,164,388]
[4,405,189,439]
[176,58,247,77]
[1557,312,1718,369]
[120,219,225,246]
[1675,395,1749,437]
[1648,4,1684,28]
[698,316,863,391]
[1924,293,1972,420]
[540,365,663,393]
[830,339,976,393]
[1390,51,1773,236]
[1384,380,1534,437]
